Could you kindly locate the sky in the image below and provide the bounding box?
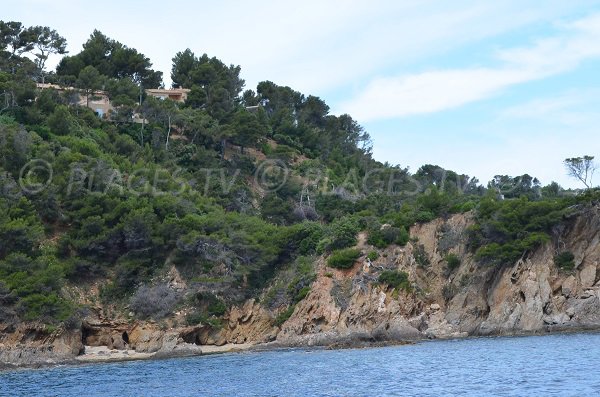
[5,0,600,188]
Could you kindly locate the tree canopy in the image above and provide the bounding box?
[564,156,596,189]
[56,30,162,88]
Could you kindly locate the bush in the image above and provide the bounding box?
[413,244,430,267]
[185,311,223,328]
[442,284,458,301]
[367,251,379,261]
[185,312,206,326]
[294,286,311,303]
[415,210,435,223]
[287,257,316,304]
[206,295,227,316]
[327,217,360,251]
[445,253,461,271]
[555,251,575,271]
[367,224,410,248]
[129,283,180,319]
[469,196,570,266]
[378,270,411,292]
[475,232,549,266]
[274,305,295,327]
[327,248,361,269]
[396,226,410,246]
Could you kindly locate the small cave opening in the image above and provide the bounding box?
[181,330,202,345]
[81,323,92,345]
[122,331,129,344]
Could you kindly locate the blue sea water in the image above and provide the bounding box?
[2,333,599,396]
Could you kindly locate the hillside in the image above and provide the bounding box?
[1,21,600,367]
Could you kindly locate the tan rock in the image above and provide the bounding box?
[579,261,597,288]
[128,325,164,353]
[562,276,577,298]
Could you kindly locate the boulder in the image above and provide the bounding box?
[129,325,164,353]
[543,313,570,325]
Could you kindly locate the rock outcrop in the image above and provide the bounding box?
[272,204,600,346]
[0,323,83,368]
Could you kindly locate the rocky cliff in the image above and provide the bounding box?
[274,203,600,345]
[2,204,599,367]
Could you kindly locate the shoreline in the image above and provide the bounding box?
[3,326,600,372]
[74,342,258,364]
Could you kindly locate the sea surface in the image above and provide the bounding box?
[2,332,599,396]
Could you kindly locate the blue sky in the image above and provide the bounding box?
[5,0,600,187]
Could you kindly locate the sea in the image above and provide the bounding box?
[2,332,599,396]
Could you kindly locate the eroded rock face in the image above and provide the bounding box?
[265,205,600,346]
[276,255,424,346]
[0,324,83,367]
[222,299,277,344]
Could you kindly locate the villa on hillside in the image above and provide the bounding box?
[145,88,190,103]
[36,84,260,122]
[37,83,112,117]
[36,84,191,117]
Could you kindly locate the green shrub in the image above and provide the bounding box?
[442,284,458,301]
[445,253,461,271]
[413,244,430,267]
[475,232,549,266]
[367,224,409,248]
[367,251,379,261]
[415,210,435,223]
[207,297,227,316]
[274,305,295,326]
[327,217,360,251]
[367,231,386,248]
[396,226,410,246]
[469,196,570,266]
[555,251,575,271]
[185,312,206,326]
[327,248,361,269]
[185,312,223,328]
[294,286,311,303]
[378,270,411,292]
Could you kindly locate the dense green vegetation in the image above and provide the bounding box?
[1,20,598,326]
[327,249,362,269]
[469,196,571,266]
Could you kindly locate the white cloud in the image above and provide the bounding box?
[340,12,600,122]
[499,89,600,126]
[339,68,533,120]
[5,0,593,94]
